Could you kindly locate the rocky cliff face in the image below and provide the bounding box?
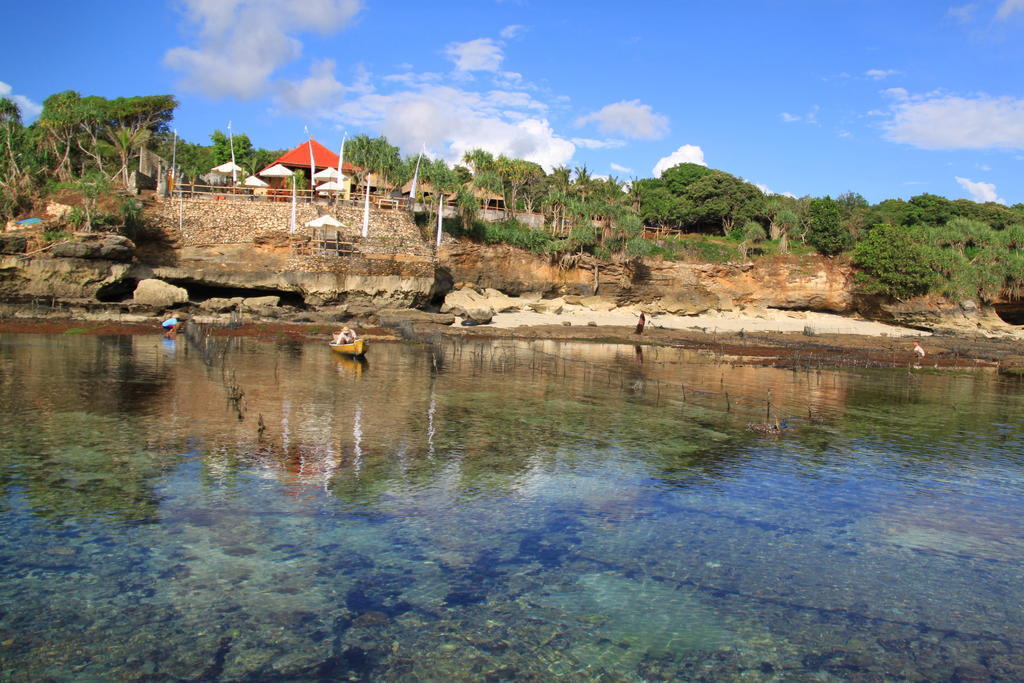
[440,243,854,313]
[1,223,1018,334]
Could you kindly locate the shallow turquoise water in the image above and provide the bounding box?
[0,332,1022,680]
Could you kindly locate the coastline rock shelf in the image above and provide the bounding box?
[0,195,1020,339]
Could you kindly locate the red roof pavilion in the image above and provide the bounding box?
[261,139,362,175]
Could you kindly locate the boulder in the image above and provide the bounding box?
[132,279,189,308]
[464,307,494,323]
[240,295,280,311]
[198,297,242,312]
[481,288,523,312]
[527,298,564,315]
[441,288,495,320]
[0,234,27,254]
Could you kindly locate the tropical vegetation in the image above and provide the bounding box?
[3,89,1024,304]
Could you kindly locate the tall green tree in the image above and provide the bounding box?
[807,196,851,256]
[680,170,764,235]
[660,162,712,195]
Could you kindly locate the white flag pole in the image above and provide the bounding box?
[290,174,297,233]
[336,133,346,205]
[361,173,370,237]
[435,194,443,248]
[227,121,237,184]
[170,129,177,194]
[409,146,423,205]
[305,126,315,203]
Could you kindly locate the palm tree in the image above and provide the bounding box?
[107,125,151,188]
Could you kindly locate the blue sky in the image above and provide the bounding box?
[2,0,1023,205]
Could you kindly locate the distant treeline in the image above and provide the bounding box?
[3,90,1024,302]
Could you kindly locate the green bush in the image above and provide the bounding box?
[42,229,70,243]
[808,197,852,256]
[853,224,935,298]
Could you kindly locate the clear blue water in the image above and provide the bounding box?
[0,332,1022,680]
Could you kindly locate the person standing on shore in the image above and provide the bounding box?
[635,312,647,335]
[912,341,925,358]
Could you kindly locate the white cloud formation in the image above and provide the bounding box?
[610,162,633,174]
[780,105,820,125]
[865,69,899,80]
[884,92,1024,150]
[571,137,625,150]
[996,0,1024,19]
[955,176,1007,204]
[500,24,525,39]
[753,182,797,199]
[276,59,345,110]
[0,81,41,120]
[165,0,361,99]
[652,144,706,177]
[947,4,976,23]
[336,84,574,171]
[576,99,669,140]
[446,38,504,72]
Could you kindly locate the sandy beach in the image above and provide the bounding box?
[484,306,926,338]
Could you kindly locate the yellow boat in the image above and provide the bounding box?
[328,338,367,357]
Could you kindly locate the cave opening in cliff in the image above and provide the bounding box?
[185,283,306,308]
[96,279,138,302]
[993,302,1024,325]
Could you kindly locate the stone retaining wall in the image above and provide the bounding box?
[148,198,433,260]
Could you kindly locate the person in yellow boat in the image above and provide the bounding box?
[332,326,357,345]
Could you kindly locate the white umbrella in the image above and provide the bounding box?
[306,214,344,228]
[316,180,344,192]
[243,175,269,187]
[259,163,295,178]
[314,167,340,180]
[211,161,243,175]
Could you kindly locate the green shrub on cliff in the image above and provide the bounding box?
[853,224,936,298]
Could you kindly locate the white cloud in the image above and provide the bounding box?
[276,59,345,110]
[996,0,1024,19]
[446,38,504,72]
[752,182,797,199]
[948,4,976,23]
[576,99,669,140]
[610,162,633,174]
[652,144,706,177]
[165,0,361,99]
[884,92,1024,150]
[883,87,909,101]
[571,137,625,150]
[0,81,41,120]
[955,176,1007,204]
[780,105,820,125]
[500,24,525,39]
[865,69,899,80]
[335,85,574,171]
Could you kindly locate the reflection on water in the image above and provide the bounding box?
[0,332,1023,679]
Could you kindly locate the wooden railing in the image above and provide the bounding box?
[171,183,408,210]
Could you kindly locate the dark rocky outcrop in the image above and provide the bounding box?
[0,234,27,254]
[49,234,134,261]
